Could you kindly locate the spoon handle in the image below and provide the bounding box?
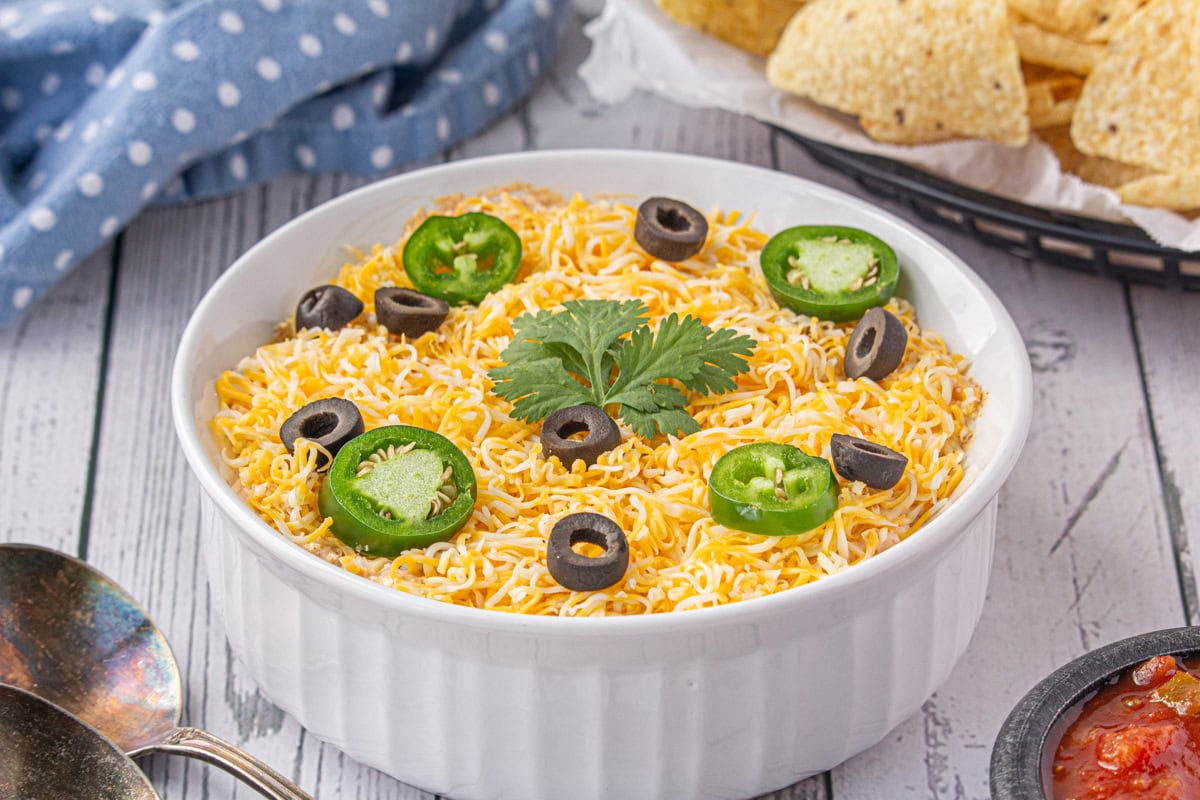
[153,727,314,800]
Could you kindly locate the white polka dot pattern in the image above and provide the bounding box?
[218,82,241,107]
[256,57,282,81]
[229,154,249,180]
[131,71,158,91]
[30,208,57,231]
[299,34,322,57]
[78,173,104,196]
[172,108,196,133]
[295,144,316,168]
[173,40,201,61]
[332,103,355,130]
[370,145,393,168]
[219,10,244,33]
[484,31,508,52]
[84,63,106,87]
[483,82,501,107]
[128,141,153,166]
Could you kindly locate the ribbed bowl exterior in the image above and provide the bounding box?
[175,152,1032,800]
[201,493,996,800]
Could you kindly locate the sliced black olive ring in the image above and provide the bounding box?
[844,306,908,381]
[634,197,709,262]
[830,433,908,490]
[280,397,364,469]
[541,405,622,468]
[295,284,363,331]
[374,287,450,338]
[547,512,630,592]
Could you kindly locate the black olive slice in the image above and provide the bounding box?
[295,285,363,331]
[541,405,622,467]
[280,398,364,468]
[844,306,907,380]
[374,287,450,338]
[547,512,630,592]
[634,197,709,262]
[830,434,908,489]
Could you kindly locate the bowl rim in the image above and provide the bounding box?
[171,148,1033,635]
[990,626,1200,800]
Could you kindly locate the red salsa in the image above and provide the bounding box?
[1052,655,1200,800]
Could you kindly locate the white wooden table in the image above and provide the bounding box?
[3,10,1198,799]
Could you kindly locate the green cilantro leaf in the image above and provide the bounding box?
[488,357,597,421]
[620,404,700,439]
[487,299,756,437]
[679,325,759,396]
[512,299,646,394]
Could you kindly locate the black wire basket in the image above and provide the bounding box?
[786,132,1200,290]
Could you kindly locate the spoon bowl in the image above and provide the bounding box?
[0,543,311,800]
[0,545,179,754]
[0,683,160,799]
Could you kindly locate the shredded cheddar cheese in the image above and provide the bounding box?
[210,186,983,616]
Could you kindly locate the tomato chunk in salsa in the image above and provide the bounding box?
[1052,655,1200,800]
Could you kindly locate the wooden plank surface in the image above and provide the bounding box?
[1130,286,1200,626]
[0,246,112,553]
[0,6,1196,800]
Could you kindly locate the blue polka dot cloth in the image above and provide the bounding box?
[0,0,568,326]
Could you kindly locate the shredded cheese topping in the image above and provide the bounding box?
[211,186,983,616]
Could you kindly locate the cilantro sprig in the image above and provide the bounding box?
[488,299,757,438]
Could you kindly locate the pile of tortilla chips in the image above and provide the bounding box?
[655,0,1198,212]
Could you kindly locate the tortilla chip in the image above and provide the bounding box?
[1079,0,1152,41]
[767,0,1029,146]
[1006,0,1150,41]
[859,117,959,145]
[1006,0,1061,27]
[1117,172,1200,211]
[655,0,809,56]
[1023,63,1082,126]
[1038,124,1151,187]
[1071,0,1200,174]
[1010,15,1106,74]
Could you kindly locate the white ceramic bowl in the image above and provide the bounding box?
[172,150,1032,800]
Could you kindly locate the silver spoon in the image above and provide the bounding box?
[0,543,312,800]
[0,682,160,799]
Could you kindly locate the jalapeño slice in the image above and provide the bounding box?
[708,442,838,537]
[402,212,522,305]
[318,425,477,556]
[760,225,899,323]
